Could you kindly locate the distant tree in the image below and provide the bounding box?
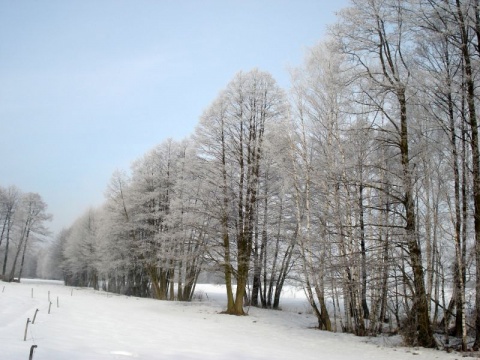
[6,192,51,282]
[84,139,210,300]
[63,208,101,288]
[0,186,20,279]
[37,229,69,280]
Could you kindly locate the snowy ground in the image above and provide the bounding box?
[0,279,472,359]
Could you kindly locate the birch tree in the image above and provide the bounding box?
[333,0,434,346]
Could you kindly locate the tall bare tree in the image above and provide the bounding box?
[333,0,434,346]
[195,69,288,315]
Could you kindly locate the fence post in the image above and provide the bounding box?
[32,309,39,324]
[48,301,52,314]
[24,318,30,341]
[29,345,37,360]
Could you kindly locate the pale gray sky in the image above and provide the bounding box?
[0,0,348,236]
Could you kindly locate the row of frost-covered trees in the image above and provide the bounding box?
[50,0,480,349]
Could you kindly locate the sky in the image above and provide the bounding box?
[0,0,349,237]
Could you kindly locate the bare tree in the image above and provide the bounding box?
[195,69,288,315]
[332,0,434,346]
[7,192,51,282]
[0,186,20,279]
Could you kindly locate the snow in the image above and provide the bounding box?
[0,279,471,359]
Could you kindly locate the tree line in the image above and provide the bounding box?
[43,0,480,349]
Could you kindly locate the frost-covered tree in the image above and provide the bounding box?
[60,139,210,300]
[163,139,210,301]
[0,186,20,279]
[4,192,51,282]
[194,69,288,315]
[63,208,102,288]
[331,0,434,346]
[250,125,299,309]
[37,228,69,280]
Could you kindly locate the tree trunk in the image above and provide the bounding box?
[446,43,466,346]
[18,229,31,281]
[455,0,480,348]
[359,182,369,320]
[2,218,11,277]
[399,89,434,347]
[221,114,235,313]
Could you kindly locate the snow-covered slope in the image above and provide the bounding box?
[0,280,469,359]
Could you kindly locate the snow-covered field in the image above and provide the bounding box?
[0,279,471,359]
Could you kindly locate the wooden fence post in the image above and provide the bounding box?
[24,318,30,341]
[32,309,39,324]
[29,345,37,360]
